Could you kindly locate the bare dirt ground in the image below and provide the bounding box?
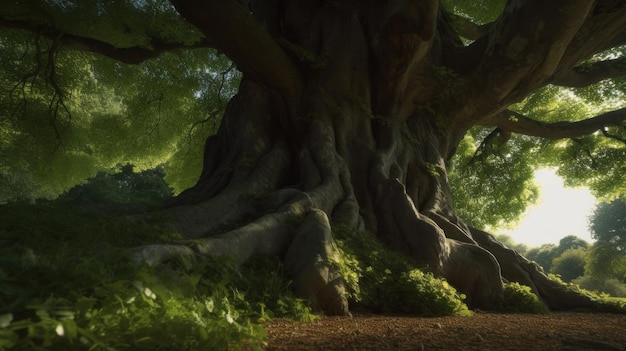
[263,312,626,350]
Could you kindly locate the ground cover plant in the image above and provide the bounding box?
[0,202,269,350]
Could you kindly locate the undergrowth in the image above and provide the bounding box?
[4,179,619,350]
[499,282,549,314]
[0,203,315,351]
[331,226,471,317]
[548,274,626,313]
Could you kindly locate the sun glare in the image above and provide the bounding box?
[499,169,597,247]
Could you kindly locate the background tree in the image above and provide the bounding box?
[526,244,559,272]
[2,0,626,314]
[550,236,590,282]
[58,164,174,208]
[557,235,590,253]
[525,236,589,273]
[550,248,588,282]
[587,200,626,280]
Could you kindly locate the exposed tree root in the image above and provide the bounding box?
[375,178,504,308]
[133,186,349,315]
[283,209,349,316]
[470,227,595,310]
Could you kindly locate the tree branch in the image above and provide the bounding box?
[0,18,213,64]
[469,1,595,103]
[168,0,302,110]
[556,8,626,70]
[551,57,626,87]
[485,109,626,139]
[601,128,626,145]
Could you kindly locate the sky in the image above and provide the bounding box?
[498,169,597,248]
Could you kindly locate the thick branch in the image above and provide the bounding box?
[367,0,439,115]
[169,0,302,110]
[0,18,212,64]
[470,1,594,103]
[551,57,626,87]
[486,108,626,139]
[555,8,626,71]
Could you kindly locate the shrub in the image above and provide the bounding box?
[0,203,323,351]
[59,164,173,208]
[550,248,587,282]
[333,227,470,316]
[499,282,549,314]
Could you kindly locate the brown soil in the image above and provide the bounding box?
[263,312,626,350]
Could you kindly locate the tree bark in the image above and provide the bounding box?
[129,1,609,314]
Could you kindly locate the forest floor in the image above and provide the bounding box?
[261,312,626,350]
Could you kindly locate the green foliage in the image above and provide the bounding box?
[587,200,626,280]
[237,256,319,323]
[593,297,626,313]
[509,85,626,200]
[58,164,173,208]
[572,276,626,298]
[448,130,539,229]
[333,227,470,317]
[450,80,626,230]
[0,203,321,350]
[550,248,587,283]
[586,244,626,281]
[442,0,506,25]
[557,235,589,252]
[525,244,558,272]
[525,236,590,274]
[590,200,626,254]
[498,282,549,314]
[0,25,239,202]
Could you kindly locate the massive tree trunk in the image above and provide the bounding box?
[129,0,611,315]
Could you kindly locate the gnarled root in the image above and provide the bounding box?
[131,192,349,315]
[470,227,595,310]
[443,239,503,309]
[284,209,349,315]
[376,178,504,309]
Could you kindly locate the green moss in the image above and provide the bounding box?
[424,162,441,177]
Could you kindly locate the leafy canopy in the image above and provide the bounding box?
[0,10,239,201]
